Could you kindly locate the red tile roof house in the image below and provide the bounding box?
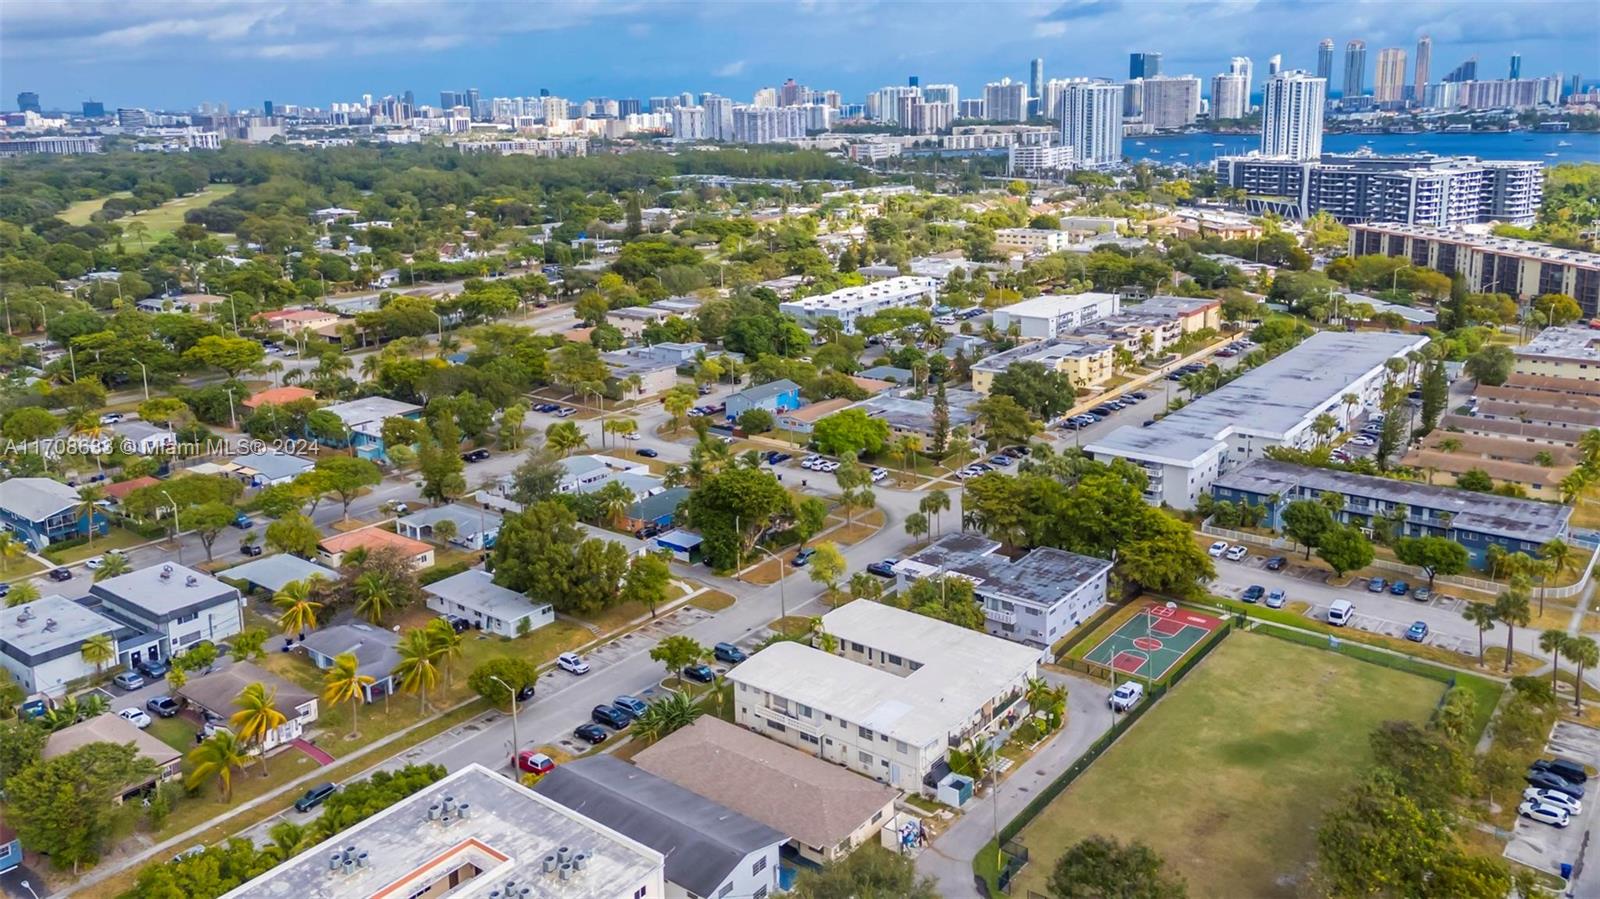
[242,386,318,411]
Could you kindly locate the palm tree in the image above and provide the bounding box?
[393,627,441,713]
[76,483,106,545]
[5,581,40,608]
[1541,538,1576,585]
[322,651,374,739]
[427,618,463,692]
[1461,602,1497,667]
[1580,430,1600,468]
[80,633,115,677]
[630,692,704,744]
[265,821,311,863]
[1341,392,1359,428]
[187,729,249,801]
[0,530,22,573]
[274,578,325,637]
[1494,579,1533,673]
[545,420,587,456]
[1541,630,1572,691]
[92,552,131,581]
[352,572,398,625]
[1311,413,1338,445]
[1565,636,1600,710]
[230,682,287,776]
[920,489,951,538]
[893,435,923,475]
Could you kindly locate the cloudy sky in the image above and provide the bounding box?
[3,0,1596,111]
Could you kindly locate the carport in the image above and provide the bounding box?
[654,529,703,563]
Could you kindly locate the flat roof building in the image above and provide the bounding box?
[1087,331,1428,508]
[1220,153,1543,226]
[423,569,554,638]
[990,292,1120,340]
[221,764,666,899]
[1514,326,1600,380]
[726,601,1039,794]
[89,562,243,660]
[971,338,1117,393]
[777,276,938,333]
[1349,224,1600,316]
[0,595,122,695]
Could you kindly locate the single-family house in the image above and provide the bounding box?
[556,455,650,495]
[43,714,183,801]
[395,503,503,550]
[256,308,341,334]
[242,386,317,411]
[776,397,854,434]
[177,661,317,751]
[102,475,160,507]
[624,486,689,533]
[0,476,106,550]
[217,554,339,595]
[321,397,424,462]
[423,569,553,637]
[317,527,435,569]
[724,379,801,422]
[298,624,399,702]
[577,524,650,558]
[89,563,243,660]
[231,450,315,487]
[111,420,177,456]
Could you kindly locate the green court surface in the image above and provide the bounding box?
[1080,602,1224,681]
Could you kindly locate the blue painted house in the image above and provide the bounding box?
[0,477,106,550]
[724,379,802,423]
[1211,459,1572,569]
[320,397,425,462]
[0,821,20,874]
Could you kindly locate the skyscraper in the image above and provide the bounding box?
[81,100,105,118]
[1374,48,1407,104]
[1230,56,1254,98]
[1029,58,1045,116]
[1414,36,1432,101]
[1140,76,1202,129]
[1444,57,1478,83]
[16,92,40,113]
[1130,52,1162,79]
[1261,71,1326,160]
[984,78,1027,122]
[1317,39,1335,81]
[1268,55,1282,77]
[1061,81,1123,168]
[1343,40,1367,99]
[1509,53,1521,80]
[1211,73,1249,120]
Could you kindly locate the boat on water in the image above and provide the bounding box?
[1178,152,1190,157]
[1134,140,1145,146]
[1545,152,1560,157]
[1558,140,1573,147]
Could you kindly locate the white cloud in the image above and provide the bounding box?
[1033,21,1068,37]
[714,59,747,77]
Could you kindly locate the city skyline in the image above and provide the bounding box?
[3,0,1596,110]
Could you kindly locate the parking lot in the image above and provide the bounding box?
[1505,721,1600,877]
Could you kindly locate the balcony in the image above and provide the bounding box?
[985,606,1018,626]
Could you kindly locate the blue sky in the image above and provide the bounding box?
[3,0,1596,111]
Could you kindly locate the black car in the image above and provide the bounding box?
[240,543,264,557]
[48,567,72,581]
[461,448,491,463]
[1533,758,1590,785]
[137,657,170,678]
[1265,556,1288,571]
[1527,769,1585,799]
[713,642,747,664]
[591,704,630,729]
[443,615,471,633]
[634,524,661,540]
[1128,392,1149,401]
[767,452,792,464]
[294,783,337,813]
[1241,585,1265,603]
[574,723,609,744]
[515,684,536,703]
[682,664,716,684]
[534,403,559,413]
[867,560,898,578]
[146,696,181,718]
[0,582,11,599]
[1089,405,1115,416]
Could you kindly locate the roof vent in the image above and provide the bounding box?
[43,619,57,632]
[185,575,198,587]
[571,851,588,871]
[542,854,558,874]
[556,846,571,864]
[160,564,173,580]
[558,863,572,882]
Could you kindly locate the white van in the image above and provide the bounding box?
[1327,599,1355,626]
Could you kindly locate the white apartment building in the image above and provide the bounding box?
[1008,143,1075,175]
[728,602,1040,794]
[1139,76,1202,129]
[1060,81,1123,168]
[984,79,1028,122]
[990,291,1121,339]
[1087,331,1428,508]
[778,276,938,333]
[993,227,1071,255]
[670,105,707,139]
[1211,73,1248,120]
[1260,71,1326,160]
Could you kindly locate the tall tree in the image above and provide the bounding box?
[273,576,325,636]
[1461,601,1497,667]
[229,682,286,776]
[313,456,383,520]
[393,627,441,712]
[6,743,158,872]
[1493,579,1533,673]
[651,634,707,686]
[322,651,374,739]
[1047,835,1189,899]
[187,729,250,802]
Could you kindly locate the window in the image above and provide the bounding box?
[858,750,873,765]
[767,720,786,732]
[887,653,902,665]
[800,732,819,745]
[797,703,813,718]
[772,697,788,714]
[896,739,909,754]
[752,857,767,875]
[858,725,873,739]
[754,888,768,899]
[176,611,199,624]
[635,888,649,899]
[719,884,733,898]
[850,641,865,652]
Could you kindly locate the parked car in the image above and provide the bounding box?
[591,705,631,729]
[1108,681,1145,712]
[99,412,124,424]
[294,783,338,813]
[682,664,716,684]
[636,448,659,458]
[240,543,264,557]
[1265,589,1287,609]
[1389,581,1410,596]
[1406,621,1429,642]
[1518,800,1571,828]
[0,583,9,599]
[1207,541,1229,558]
[85,555,106,570]
[613,695,649,717]
[867,559,898,578]
[1241,585,1265,603]
[1525,769,1585,799]
[791,547,816,567]
[1532,758,1590,785]
[118,708,152,729]
[1367,577,1388,593]
[1224,545,1249,562]
[1525,787,1583,815]
[633,524,661,540]
[136,657,170,678]
[48,567,72,581]
[534,403,559,413]
[1265,556,1287,571]
[1327,600,1355,626]
[517,751,556,774]
[573,723,609,745]
[871,467,891,480]
[232,512,253,529]
[146,696,180,717]
[461,448,491,463]
[555,407,578,417]
[713,642,747,664]
[516,683,536,703]
[1412,588,1431,602]
[557,653,590,675]
[113,671,146,691]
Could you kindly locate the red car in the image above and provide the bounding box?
[517,750,555,774]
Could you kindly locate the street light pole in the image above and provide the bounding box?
[487,675,520,769]
[160,489,183,564]
[137,361,150,401]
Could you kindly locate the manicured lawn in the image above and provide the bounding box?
[43,526,153,564]
[690,590,735,612]
[145,715,196,753]
[1010,631,1444,899]
[59,191,132,225]
[105,184,238,245]
[0,556,47,581]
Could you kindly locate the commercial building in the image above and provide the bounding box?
[990,292,1120,339]
[1343,40,1368,102]
[423,569,554,638]
[1126,295,1223,333]
[1348,226,1600,315]
[220,764,666,899]
[0,136,103,156]
[1130,52,1162,79]
[1260,71,1326,160]
[1218,153,1544,226]
[1059,81,1123,168]
[993,227,1071,254]
[894,534,1112,652]
[0,476,107,550]
[970,338,1118,393]
[777,276,938,333]
[534,756,786,899]
[1212,459,1571,567]
[1087,331,1428,508]
[90,563,243,660]
[634,717,899,865]
[1317,39,1335,81]
[1415,36,1433,99]
[984,79,1027,122]
[1374,48,1408,104]
[726,601,1039,794]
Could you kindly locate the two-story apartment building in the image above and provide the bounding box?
[0,476,106,550]
[970,339,1119,394]
[894,533,1112,653]
[87,563,243,659]
[727,602,1039,794]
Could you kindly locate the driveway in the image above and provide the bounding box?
[1508,721,1600,883]
[916,671,1114,898]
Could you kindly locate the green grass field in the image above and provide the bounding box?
[58,184,236,243]
[1011,631,1445,899]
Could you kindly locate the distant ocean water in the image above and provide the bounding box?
[1126,130,1600,166]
